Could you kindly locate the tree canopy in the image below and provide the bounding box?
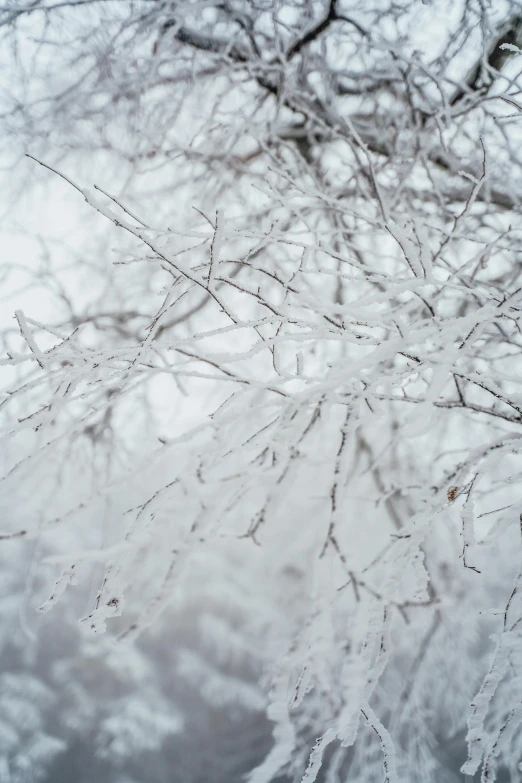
[2,1,522,781]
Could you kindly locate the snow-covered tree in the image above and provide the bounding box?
[2,1,522,780]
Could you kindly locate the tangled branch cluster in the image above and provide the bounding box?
[2,1,522,780]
